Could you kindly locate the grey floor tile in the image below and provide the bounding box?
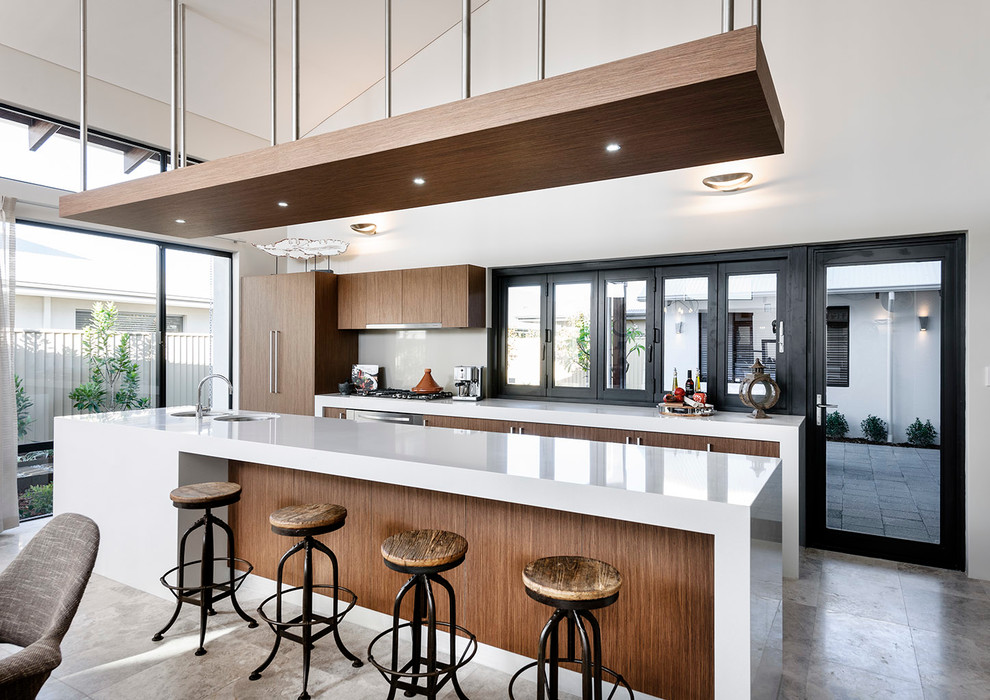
[37,679,89,700]
[820,582,908,625]
[805,659,924,700]
[911,627,990,700]
[901,586,990,642]
[812,611,919,683]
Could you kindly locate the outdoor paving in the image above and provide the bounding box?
[825,441,941,543]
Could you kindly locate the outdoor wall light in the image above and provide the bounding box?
[919,315,929,331]
[702,172,753,192]
[675,321,684,334]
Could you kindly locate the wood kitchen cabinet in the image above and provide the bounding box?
[337,264,485,329]
[240,272,357,415]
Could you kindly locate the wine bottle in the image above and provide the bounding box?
[685,370,695,395]
[697,367,706,393]
[672,367,679,391]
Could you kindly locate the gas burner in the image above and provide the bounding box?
[361,388,453,401]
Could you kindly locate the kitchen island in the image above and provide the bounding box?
[55,409,781,700]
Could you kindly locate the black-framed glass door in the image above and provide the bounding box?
[809,237,965,569]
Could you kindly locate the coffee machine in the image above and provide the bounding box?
[452,365,483,401]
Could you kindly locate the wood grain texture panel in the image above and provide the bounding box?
[59,28,782,239]
[228,462,714,699]
[336,273,367,330]
[239,275,277,412]
[366,271,402,325]
[401,267,442,324]
[272,272,316,415]
[313,272,358,397]
[440,265,469,328]
[322,407,349,420]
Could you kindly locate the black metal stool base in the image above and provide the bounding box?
[249,536,363,700]
[507,608,633,700]
[152,508,257,655]
[368,571,477,700]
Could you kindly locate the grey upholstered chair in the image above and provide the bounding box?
[0,513,100,699]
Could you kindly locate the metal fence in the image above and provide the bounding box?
[14,329,213,443]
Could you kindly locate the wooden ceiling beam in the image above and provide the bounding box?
[59,27,784,239]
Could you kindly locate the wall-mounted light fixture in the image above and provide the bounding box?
[919,315,929,332]
[350,222,378,235]
[702,172,753,192]
[675,321,684,334]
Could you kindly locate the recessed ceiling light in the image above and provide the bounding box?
[350,222,377,235]
[413,177,426,185]
[605,143,621,152]
[702,172,753,192]
[174,219,186,224]
[277,201,289,207]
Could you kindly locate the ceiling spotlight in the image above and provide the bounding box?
[702,172,753,192]
[350,222,378,235]
[605,143,621,152]
[174,219,186,224]
[413,177,426,185]
[277,201,289,207]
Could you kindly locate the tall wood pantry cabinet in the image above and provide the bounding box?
[240,271,357,415]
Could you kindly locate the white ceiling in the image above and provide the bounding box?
[0,0,488,142]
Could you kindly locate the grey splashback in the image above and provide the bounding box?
[356,328,488,391]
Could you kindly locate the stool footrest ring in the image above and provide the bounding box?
[367,620,478,683]
[507,658,634,700]
[159,558,253,597]
[256,584,358,630]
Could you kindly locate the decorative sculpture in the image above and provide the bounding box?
[738,358,780,419]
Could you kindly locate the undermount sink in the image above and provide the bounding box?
[211,413,279,422]
[170,410,231,418]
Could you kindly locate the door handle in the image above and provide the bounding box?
[815,393,837,426]
[269,331,275,393]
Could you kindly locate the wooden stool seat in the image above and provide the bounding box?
[269,503,347,536]
[169,482,241,509]
[381,529,468,571]
[523,556,622,603]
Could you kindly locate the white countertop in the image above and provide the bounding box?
[62,408,779,509]
[315,393,805,440]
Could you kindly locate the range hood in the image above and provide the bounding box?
[59,26,783,239]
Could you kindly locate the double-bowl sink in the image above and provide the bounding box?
[170,410,278,422]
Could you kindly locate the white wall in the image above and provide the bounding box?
[289,0,990,578]
[356,329,489,393]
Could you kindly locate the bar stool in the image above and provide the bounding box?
[508,556,633,700]
[249,503,362,700]
[367,529,478,700]
[152,481,257,656]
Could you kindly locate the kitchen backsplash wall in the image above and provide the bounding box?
[356,328,489,392]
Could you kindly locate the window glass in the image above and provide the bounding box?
[604,280,647,390]
[553,282,591,388]
[506,285,542,386]
[165,249,232,408]
[727,273,778,390]
[662,277,708,391]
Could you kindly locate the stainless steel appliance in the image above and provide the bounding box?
[347,409,424,425]
[452,365,483,401]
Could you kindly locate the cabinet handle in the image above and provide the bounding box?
[636,437,642,446]
[518,426,525,435]
[273,330,280,394]
[339,411,346,419]
[707,443,712,452]
[424,418,429,427]
[509,426,515,434]
[269,331,275,393]
[625,436,631,444]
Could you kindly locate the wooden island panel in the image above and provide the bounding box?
[228,461,715,699]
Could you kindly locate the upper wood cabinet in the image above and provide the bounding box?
[338,264,486,329]
[240,272,357,415]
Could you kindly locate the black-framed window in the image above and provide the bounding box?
[825,306,850,387]
[493,254,791,409]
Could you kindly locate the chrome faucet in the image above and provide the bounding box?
[196,374,233,420]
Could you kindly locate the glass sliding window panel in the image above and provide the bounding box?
[662,277,709,391]
[604,280,648,390]
[553,282,592,388]
[726,273,778,391]
[506,284,543,386]
[164,249,232,409]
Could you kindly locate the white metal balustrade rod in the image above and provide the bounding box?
[291,0,299,140]
[170,0,179,169]
[270,0,277,145]
[79,0,87,190]
[752,0,761,29]
[179,2,186,167]
[462,0,471,98]
[537,0,546,79]
[385,0,392,117]
[722,0,734,32]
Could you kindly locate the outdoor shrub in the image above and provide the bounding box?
[20,483,54,519]
[825,410,849,438]
[906,418,938,447]
[14,374,33,439]
[861,414,888,443]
